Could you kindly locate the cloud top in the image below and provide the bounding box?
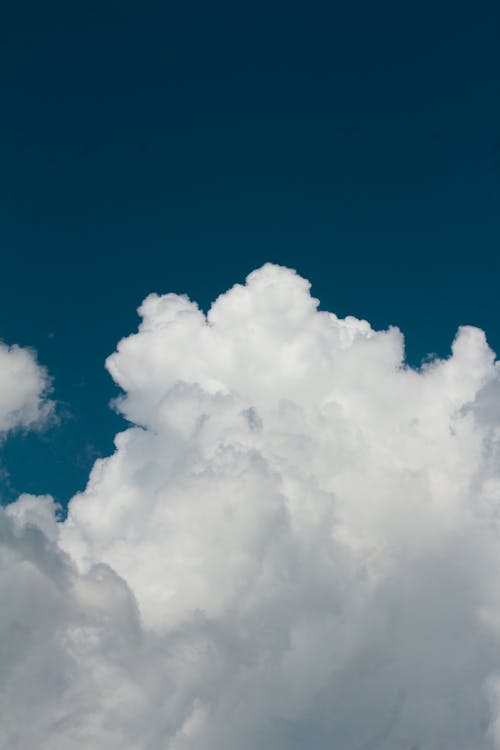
[3,264,500,749]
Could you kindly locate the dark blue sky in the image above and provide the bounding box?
[1,0,499,504]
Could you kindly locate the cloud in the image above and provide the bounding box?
[3,264,500,748]
[0,341,53,435]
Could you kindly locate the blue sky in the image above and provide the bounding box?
[3,5,500,748]
[1,0,499,504]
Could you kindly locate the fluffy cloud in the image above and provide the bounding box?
[0,341,53,434]
[3,264,500,749]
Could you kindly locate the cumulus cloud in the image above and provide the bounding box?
[0,341,53,434]
[3,264,500,749]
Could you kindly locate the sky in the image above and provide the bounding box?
[0,0,499,503]
[1,2,500,748]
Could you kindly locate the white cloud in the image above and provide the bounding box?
[0,341,53,434]
[3,264,500,748]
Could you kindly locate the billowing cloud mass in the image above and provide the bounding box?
[2,264,500,749]
[0,341,52,434]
